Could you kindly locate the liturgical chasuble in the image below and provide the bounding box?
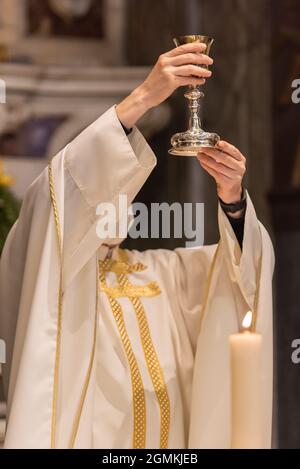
[0,106,274,449]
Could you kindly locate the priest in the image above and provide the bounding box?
[0,41,274,449]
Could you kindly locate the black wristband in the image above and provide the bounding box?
[219,187,246,214]
[120,122,133,136]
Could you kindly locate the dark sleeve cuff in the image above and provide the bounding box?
[225,212,245,250]
[120,121,133,136]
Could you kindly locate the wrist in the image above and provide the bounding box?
[116,86,151,129]
[134,84,154,112]
[217,186,242,204]
[218,186,246,219]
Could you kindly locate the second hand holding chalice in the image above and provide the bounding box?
[169,35,220,156]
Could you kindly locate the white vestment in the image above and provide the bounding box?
[0,106,274,449]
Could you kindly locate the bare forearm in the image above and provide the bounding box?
[116,86,151,129]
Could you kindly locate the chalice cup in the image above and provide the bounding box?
[169,35,220,156]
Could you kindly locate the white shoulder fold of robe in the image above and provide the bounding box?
[0,105,274,449]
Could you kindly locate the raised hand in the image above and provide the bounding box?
[116,42,213,129]
[140,42,213,108]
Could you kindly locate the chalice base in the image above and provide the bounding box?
[168,129,220,156]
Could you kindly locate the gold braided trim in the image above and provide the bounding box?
[118,248,130,263]
[48,162,98,449]
[99,262,147,449]
[118,273,170,448]
[100,259,147,275]
[116,249,170,449]
[48,162,63,449]
[100,281,161,298]
[68,265,99,448]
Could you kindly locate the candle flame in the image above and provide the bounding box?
[242,311,252,330]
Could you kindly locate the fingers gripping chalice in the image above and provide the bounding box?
[169,35,220,156]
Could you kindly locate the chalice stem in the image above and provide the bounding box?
[187,88,202,133]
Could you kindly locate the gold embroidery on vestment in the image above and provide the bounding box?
[99,249,170,448]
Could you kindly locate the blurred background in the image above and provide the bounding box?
[0,0,300,448]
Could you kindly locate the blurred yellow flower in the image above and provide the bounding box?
[0,160,13,186]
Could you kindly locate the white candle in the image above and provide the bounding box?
[229,311,263,449]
